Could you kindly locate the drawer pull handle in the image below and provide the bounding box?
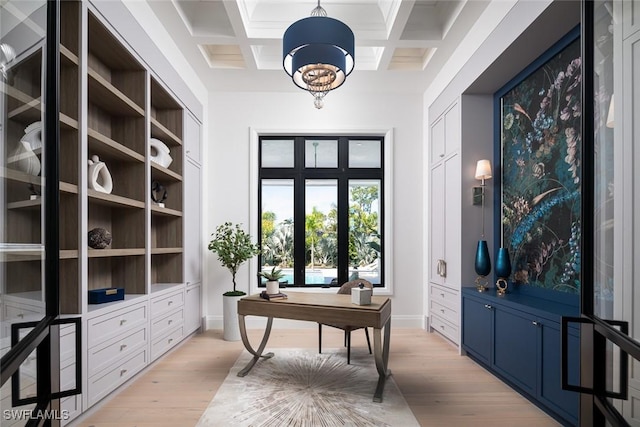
[440,153,444,158]
[120,344,127,351]
[440,309,445,313]
[168,300,173,305]
[120,369,127,376]
[168,338,173,343]
[436,259,447,277]
[440,293,445,298]
[120,319,127,326]
[17,313,24,318]
[168,320,173,325]
[484,304,492,310]
[440,325,445,329]
[532,321,539,326]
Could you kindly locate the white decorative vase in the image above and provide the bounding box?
[223,294,243,341]
[88,155,113,194]
[266,280,279,295]
[149,138,173,168]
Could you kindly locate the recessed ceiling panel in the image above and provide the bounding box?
[199,44,246,69]
[388,47,434,70]
[174,0,235,37]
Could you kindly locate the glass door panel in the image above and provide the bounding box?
[260,179,294,286]
[305,179,337,286]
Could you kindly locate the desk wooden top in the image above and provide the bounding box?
[238,292,391,328]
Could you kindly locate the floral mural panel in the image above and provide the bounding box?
[500,36,581,294]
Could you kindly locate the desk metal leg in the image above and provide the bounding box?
[237,315,274,377]
[372,317,391,402]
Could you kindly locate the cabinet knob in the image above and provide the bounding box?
[168,319,173,325]
[440,293,445,298]
[120,319,127,325]
[532,321,540,326]
[439,153,444,158]
[484,304,492,310]
[168,300,173,305]
[120,369,128,376]
[120,344,127,351]
[440,309,445,313]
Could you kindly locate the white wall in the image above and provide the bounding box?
[203,89,424,329]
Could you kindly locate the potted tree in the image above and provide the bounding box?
[258,266,285,295]
[208,222,261,341]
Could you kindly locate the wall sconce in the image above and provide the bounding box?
[473,159,492,292]
[472,159,492,206]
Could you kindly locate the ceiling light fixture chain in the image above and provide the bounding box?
[282,0,354,109]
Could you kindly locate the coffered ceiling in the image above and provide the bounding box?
[146,0,491,93]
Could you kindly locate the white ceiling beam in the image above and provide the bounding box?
[376,0,415,70]
[223,0,258,70]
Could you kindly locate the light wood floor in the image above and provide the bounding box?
[72,328,561,427]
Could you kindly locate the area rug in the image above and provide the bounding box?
[195,348,420,427]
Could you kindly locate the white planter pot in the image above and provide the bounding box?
[266,280,279,295]
[223,294,243,341]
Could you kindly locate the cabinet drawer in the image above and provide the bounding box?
[151,290,184,317]
[431,314,459,344]
[87,303,147,348]
[151,307,184,339]
[88,327,147,377]
[151,325,183,361]
[430,299,458,325]
[4,301,43,321]
[430,283,459,310]
[88,349,147,407]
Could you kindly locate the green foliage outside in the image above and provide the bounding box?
[260,185,380,269]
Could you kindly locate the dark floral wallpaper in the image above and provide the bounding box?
[500,37,582,294]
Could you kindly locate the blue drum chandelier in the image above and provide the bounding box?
[282,1,355,109]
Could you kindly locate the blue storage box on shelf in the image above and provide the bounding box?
[88,287,124,304]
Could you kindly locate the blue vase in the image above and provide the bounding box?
[474,240,491,277]
[495,247,512,278]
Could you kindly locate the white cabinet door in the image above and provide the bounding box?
[184,158,202,286]
[185,283,201,334]
[443,153,461,289]
[430,162,445,286]
[444,102,460,155]
[430,116,445,165]
[184,112,202,164]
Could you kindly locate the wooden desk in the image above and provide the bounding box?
[237,292,392,402]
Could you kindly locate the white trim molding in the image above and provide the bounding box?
[249,127,394,296]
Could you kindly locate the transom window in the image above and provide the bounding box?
[258,136,385,288]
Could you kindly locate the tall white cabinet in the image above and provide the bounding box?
[428,100,462,345]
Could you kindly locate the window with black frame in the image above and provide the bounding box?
[258,136,384,289]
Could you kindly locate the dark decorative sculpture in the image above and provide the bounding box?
[88,227,112,249]
[495,247,512,296]
[474,240,491,292]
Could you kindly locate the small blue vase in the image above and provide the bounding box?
[495,247,512,278]
[474,240,491,277]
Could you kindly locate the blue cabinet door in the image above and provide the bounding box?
[538,321,579,425]
[461,294,492,365]
[493,305,537,395]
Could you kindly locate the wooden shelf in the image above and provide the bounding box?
[60,44,79,66]
[60,182,79,194]
[87,248,145,258]
[7,199,41,210]
[151,162,182,182]
[60,113,79,130]
[151,205,182,217]
[151,118,182,146]
[88,189,145,209]
[1,82,37,106]
[8,97,41,123]
[87,68,144,117]
[60,250,79,259]
[151,247,183,255]
[88,128,145,163]
[0,167,41,186]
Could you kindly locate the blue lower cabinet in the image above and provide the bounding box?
[461,287,579,426]
[539,321,579,426]
[461,295,492,365]
[493,306,538,395]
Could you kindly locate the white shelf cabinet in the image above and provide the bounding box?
[428,100,462,346]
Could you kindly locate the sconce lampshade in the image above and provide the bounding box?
[475,159,492,181]
[283,2,354,109]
